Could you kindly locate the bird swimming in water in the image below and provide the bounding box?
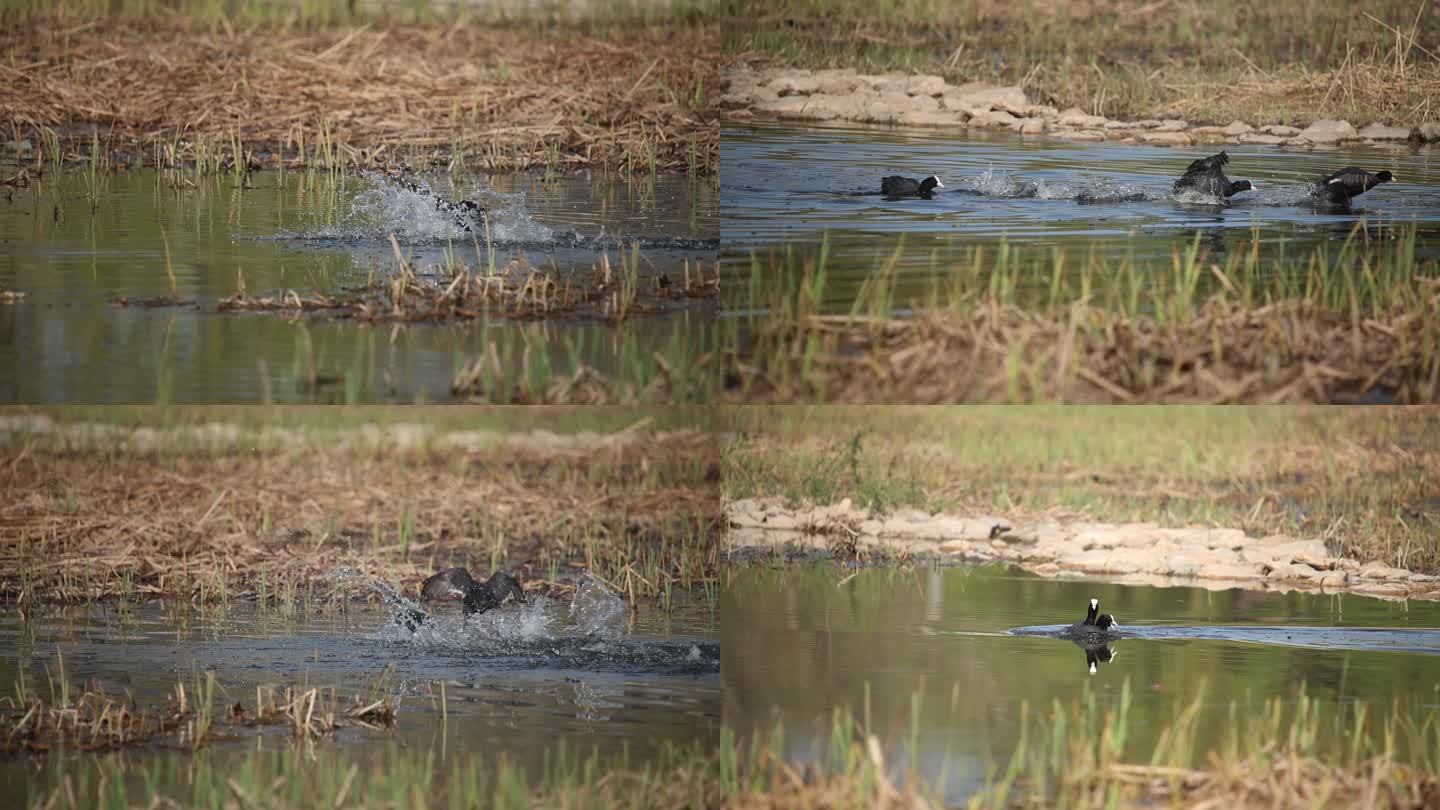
[880,174,944,198]
[399,568,526,631]
[1313,167,1394,206]
[1172,151,1254,200]
[1060,598,1122,641]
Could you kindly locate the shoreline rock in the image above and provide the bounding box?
[722,65,1440,149]
[725,497,1440,602]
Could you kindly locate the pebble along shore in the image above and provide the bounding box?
[723,64,1440,148]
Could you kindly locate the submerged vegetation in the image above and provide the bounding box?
[1,1,719,175]
[0,411,721,609]
[722,406,1440,574]
[722,225,1440,404]
[723,0,1440,128]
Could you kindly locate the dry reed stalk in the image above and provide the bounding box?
[1,12,718,174]
[729,294,1440,404]
[0,427,720,606]
[215,256,718,323]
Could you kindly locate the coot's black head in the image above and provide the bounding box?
[1231,180,1255,193]
[1096,613,1119,630]
[1376,171,1395,183]
[919,176,944,193]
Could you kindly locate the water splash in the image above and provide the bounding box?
[569,574,628,640]
[357,172,555,243]
[1074,178,1158,204]
[964,169,1045,198]
[963,169,1158,203]
[291,172,556,244]
[1172,188,1228,206]
[276,173,718,252]
[324,568,717,674]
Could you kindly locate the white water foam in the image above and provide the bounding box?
[297,172,556,244]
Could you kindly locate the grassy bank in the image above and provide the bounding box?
[722,226,1440,404]
[722,406,1440,574]
[723,0,1440,127]
[720,684,1440,809]
[1,1,718,175]
[28,738,720,810]
[0,408,721,607]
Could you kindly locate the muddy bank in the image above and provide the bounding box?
[726,498,1440,601]
[723,65,1440,149]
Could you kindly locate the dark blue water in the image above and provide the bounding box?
[721,122,1440,310]
[723,122,1440,244]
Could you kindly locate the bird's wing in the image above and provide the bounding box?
[421,568,472,600]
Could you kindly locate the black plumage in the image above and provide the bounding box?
[1172,151,1254,199]
[400,568,526,631]
[1315,167,1394,204]
[881,175,944,197]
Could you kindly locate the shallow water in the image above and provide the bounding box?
[722,563,1440,804]
[0,170,717,403]
[0,586,719,802]
[721,122,1440,309]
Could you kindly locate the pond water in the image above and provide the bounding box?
[722,563,1440,805]
[0,582,719,803]
[0,170,717,403]
[721,122,1440,310]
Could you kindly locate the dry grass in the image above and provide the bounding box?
[727,297,1440,405]
[723,686,1440,810]
[0,666,395,754]
[724,228,1440,405]
[724,736,938,810]
[725,0,1440,127]
[722,406,1440,574]
[2,9,718,174]
[0,422,720,607]
[217,252,720,323]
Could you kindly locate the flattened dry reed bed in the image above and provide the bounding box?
[2,664,396,755]
[724,0,1440,128]
[0,423,720,607]
[114,250,722,405]
[1,10,718,175]
[721,684,1440,809]
[214,251,720,324]
[723,227,1440,404]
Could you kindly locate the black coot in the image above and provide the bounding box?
[1061,598,1121,640]
[1172,151,1254,199]
[400,568,527,631]
[1315,168,1394,204]
[881,175,944,197]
